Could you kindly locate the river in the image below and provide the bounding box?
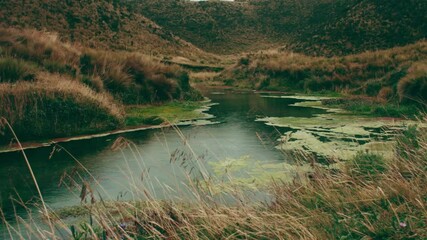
[0,90,327,228]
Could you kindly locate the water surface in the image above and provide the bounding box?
[0,91,325,227]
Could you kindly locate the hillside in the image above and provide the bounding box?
[220,41,427,104]
[135,0,427,56]
[0,27,201,143]
[0,0,216,62]
[1,0,426,57]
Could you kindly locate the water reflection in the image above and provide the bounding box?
[0,91,325,224]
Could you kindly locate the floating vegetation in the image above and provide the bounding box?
[207,155,312,192]
[257,98,423,161]
[125,100,217,126]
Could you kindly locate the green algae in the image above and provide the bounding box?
[257,98,423,161]
[207,155,312,193]
[125,100,215,126]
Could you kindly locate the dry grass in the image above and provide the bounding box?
[1,117,426,239]
[0,72,124,142]
[221,41,427,103]
[0,27,202,141]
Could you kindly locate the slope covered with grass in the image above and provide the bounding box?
[0,28,201,142]
[2,0,425,56]
[0,0,214,61]
[135,0,427,55]
[220,41,427,105]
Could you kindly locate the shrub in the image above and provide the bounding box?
[179,72,190,92]
[43,60,76,76]
[79,54,95,75]
[365,81,382,96]
[398,75,427,103]
[239,57,250,66]
[377,86,394,101]
[81,75,104,92]
[0,57,36,83]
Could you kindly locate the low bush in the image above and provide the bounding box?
[0,57,36,83]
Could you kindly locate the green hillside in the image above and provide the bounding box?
[2,0,426,56]
[135,0,427,55]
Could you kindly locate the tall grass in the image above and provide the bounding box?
[0,27,201,141]
[221,41,427,104]
[0,27,198,103]
[1,116,426,239]
[0,73,124,142]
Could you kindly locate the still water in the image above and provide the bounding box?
[0,91,325,227]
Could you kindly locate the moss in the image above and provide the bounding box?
[125,100,212,126]
[207,155,313,192]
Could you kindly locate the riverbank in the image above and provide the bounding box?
[0,27,206,150]
[0,100,215,153]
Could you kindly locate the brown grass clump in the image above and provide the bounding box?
[0,27,201,141]
[397,60,427,103]
[0,72,124,142]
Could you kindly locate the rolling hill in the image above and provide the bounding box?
[2,0,426,57]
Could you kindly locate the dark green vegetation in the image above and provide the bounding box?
[1,0,426,119]
[0,1,426,238]
[0,28,201,143]
[134,0,427,55]
[322,97,423,118]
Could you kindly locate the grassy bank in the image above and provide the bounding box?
[322,97,424,119]
[219,41,427,118]
[220,41,427,102]
[3,117,425,239]
[0,27,204,143]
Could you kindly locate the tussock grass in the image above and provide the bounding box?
[0,27,201,141]
[0,73,123,142]
[0,57,36,83]
[221,41,427,106]
[1,117,426,239]
[0,1,215,61]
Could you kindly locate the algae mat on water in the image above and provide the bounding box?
[257,96,423,161]
[207,155,313,194]
[125,100,217,126]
